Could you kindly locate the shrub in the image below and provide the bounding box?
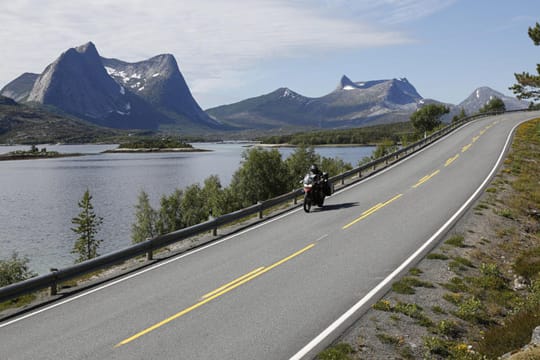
[436,320,464,339]
[477,304,540,358]
[0,252,36,287]
[475,263,507,290]
[454,296,490,324]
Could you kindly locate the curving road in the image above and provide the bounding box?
[2,111,539,360]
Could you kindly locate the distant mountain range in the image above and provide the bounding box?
[1,42,222,132]
[207,76,529,130]
[0,41,530,135]
[207,76,423,130]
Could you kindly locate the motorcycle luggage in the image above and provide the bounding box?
[323,181,332,196]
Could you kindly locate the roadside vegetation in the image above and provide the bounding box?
[319,117,540,359]
[131,145,352,243]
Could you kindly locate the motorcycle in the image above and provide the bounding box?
[302,172,331,213]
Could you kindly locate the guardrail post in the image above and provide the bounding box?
[258,201,263,219]
[208,214,218,236]
[50,268,58,296]
[146,238,153,261]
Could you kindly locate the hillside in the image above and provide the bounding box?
[0,95,120,144]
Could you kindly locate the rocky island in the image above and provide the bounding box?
[103,138,210,153]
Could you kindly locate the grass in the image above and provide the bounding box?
[445,234,466,247]
[392,276,435,294]
[513,246,540,280]
[0,294,36,312]
[426,253,449,260]
[441,277,470,293]
[317,343,354,360]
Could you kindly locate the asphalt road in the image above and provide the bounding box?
[2,111,539,360]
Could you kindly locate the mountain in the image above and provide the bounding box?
[1,73,39,103]
[207,76,424,129]
[457,86,529,114]
[0,95,120,144]
[102,55,221,129]
[1,42,222,132]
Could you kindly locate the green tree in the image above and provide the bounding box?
[320,156,352,177]
[156,189,183,235]
[131,190,158,244]
[201,175,226,217]
[284,145,320,190]
[181,184,208,227]
[510,22,540,102]
[0,252,36,287]
[71,189,103,263]
[410,104,449,134]
[479,97,506,113]
[228,148,289,208]
[372,139,398,159]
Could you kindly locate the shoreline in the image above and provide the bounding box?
[102,147,212,153]
[255,143,377,148]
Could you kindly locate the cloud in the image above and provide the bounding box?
[0,0,454,103]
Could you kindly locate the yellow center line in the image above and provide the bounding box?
[472,135,480,143]
[445,154,460,167]
[461,143,472,153]
[202,267,265,300]
[480,129,486,135]
[115,243,315,348]
[343,194,403,229]
[412,169,440,188]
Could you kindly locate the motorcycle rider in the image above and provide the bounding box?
[309,164,322,181]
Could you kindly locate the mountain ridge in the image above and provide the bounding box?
[0,43,531,134]
[1,42,220,131]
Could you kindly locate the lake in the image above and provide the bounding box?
[0,143,374,274]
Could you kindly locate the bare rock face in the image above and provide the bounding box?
[6,42,221,131]
[102,54,220,129]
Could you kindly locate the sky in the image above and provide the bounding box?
[1,0,539,109]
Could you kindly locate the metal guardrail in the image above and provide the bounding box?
[0,109,529,303]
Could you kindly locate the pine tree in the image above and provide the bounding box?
[71,189,103,263]
[510,22,540,102]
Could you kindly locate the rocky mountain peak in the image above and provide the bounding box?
[458,86,529,112]
[2,42,226,131]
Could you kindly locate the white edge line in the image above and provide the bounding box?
[289,117,531,360]
[0,118,486,329]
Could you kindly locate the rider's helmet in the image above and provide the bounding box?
[310,164,319,173]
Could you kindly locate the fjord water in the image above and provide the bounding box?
[0,143,374,274]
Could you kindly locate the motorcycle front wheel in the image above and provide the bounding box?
[303,194,312,213]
